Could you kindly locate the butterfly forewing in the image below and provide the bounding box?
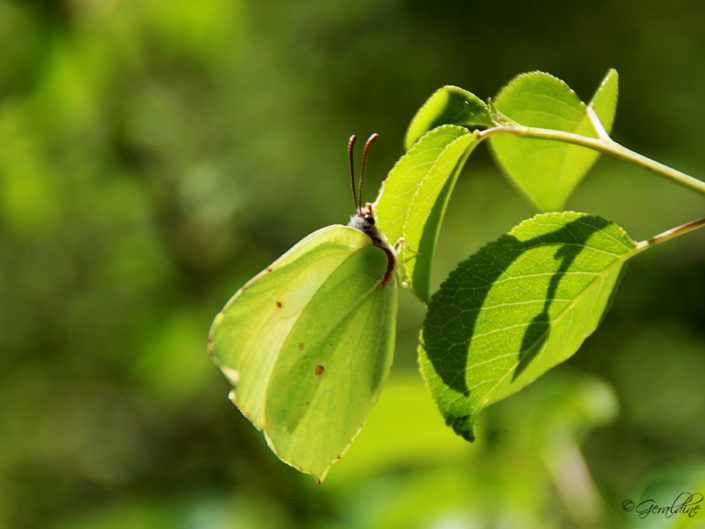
[208,224,397,481]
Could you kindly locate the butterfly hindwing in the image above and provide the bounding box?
[265,244,396,480]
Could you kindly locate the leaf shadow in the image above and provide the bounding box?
[513,241,583,380]
[424,216,611,401]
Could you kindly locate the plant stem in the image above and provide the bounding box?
[480,126,705,197]
[636,216,705,251]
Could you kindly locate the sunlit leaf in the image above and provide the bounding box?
[404,86,491,150]
[419,212,637,441]
[375,125,478,301]
[489,69,619,211]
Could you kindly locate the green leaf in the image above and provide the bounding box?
[375,125,478,301]
[489,69,619,211]
[419,212,637,441]
[404,86,491,150]
[209,224,397,482]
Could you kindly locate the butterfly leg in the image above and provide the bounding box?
[394,237,424,264]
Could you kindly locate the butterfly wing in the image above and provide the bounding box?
[208,224,397,482]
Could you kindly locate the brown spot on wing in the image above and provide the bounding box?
[298,343,304,351]
[276,301,282,308]
[314,365,325,376]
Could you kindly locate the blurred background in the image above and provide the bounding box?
[2,1,705,528]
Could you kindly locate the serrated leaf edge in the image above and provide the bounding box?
[492,71,620,210]
[404,86,488,150]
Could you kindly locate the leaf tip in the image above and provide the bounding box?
[448,414,475,442]
[604,67,619,81]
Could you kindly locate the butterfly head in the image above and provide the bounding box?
[348,200,395,285]
[345,132,393,257]
[348,202,376,235]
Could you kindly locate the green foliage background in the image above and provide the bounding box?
[2,1,705,527]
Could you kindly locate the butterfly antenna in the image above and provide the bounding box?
[358,133,379,210]
[348,134,358,212]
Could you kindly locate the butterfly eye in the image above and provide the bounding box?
[364,213,375,225]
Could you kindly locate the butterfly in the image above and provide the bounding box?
[208,134,398,482]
